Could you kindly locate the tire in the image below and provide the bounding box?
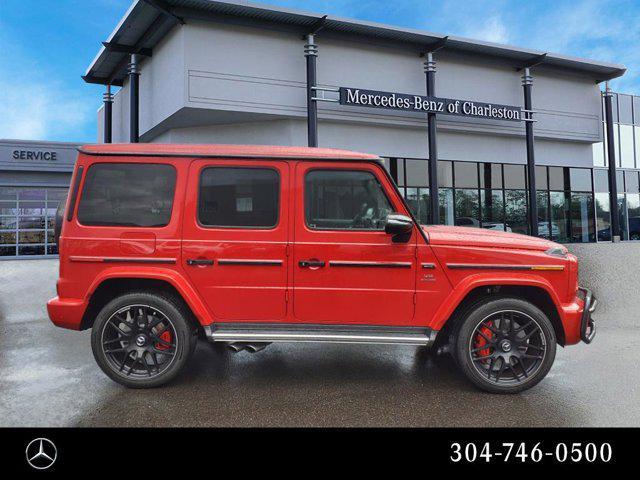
[91,291,196,388]
[454,296,557,394]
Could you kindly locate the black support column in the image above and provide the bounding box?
[522,68,538,237]
[103,84,113,143]
[389,158,399,184]
[425,52,439,224]
[305,34,318,147]
[604,82,621,242]
[128,54,140,143]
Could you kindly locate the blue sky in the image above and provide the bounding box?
[1,0,639,143]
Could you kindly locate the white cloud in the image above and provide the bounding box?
[0,79,91,140]
[462,15,510,44]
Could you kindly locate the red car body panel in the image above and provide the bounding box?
[48,144,587,346]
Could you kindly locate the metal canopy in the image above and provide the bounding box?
[84,0,626,86]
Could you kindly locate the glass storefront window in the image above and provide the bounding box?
[504,165,526,189]
[505,190,528,235]
[614,125,621,167]
[535,166,548,190]
[570,168,592,192]
[439,188,454,225]
[627,194,640,240]
[384,157,640,245]
[454,162,478,189]
[595,193,611,242]
[549,167,567,191]
[481,189,505,231]
[569,193,595,242]
[618,194,628,240]
[593,170,610,192]
[405,187,430,225]
[550,192,570,242]
[592,141,605,167]
[619,124,635,168]
[437,161,453,188]
[536,191,551,239]
[396,159,405,186]
[405,160,428,187]
[617,170,625,192]
[625,171,640,193]
[480,163,502,189]
[454,189,480,227]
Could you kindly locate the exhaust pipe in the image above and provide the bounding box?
[227,342,270,353]
[227,343,247,352]
[244,343,270,353]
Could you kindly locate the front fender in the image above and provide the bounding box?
[87,266,211,325]
[430,273,563,331]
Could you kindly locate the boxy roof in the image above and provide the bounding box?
[84,0,626,86]
[78,143,382,160]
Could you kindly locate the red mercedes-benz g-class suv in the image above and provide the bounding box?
[48,144,596,393]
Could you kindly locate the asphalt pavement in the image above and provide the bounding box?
[1,259,638,427]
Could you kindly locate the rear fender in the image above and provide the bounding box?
[86,266,211,325]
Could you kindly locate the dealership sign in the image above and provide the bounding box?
[339,87,522,122]
[12,150,58,161]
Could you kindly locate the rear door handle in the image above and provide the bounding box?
[187,259,214,266]
[299,260,325,268]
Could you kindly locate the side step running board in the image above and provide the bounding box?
[204,323,438,346]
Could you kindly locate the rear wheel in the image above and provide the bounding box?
[91,291,196,388]
[454,297,556,394]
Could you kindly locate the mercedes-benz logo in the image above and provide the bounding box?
[25,438,57,470]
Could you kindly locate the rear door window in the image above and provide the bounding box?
[198,167,279,228]
[77,163,176,227]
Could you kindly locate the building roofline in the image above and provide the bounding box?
[0,139,83,147]
[84,0,626,87]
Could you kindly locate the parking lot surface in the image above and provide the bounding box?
[1,259,638,427]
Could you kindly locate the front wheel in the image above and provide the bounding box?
[91,291,196,388]
[454,297,557,394]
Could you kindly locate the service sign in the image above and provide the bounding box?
[339,87,522,122]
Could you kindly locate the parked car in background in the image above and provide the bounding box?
[455,217,512,232]
[48,144,597,393]
[538,221,560,241]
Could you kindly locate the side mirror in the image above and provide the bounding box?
[385,214,413,242]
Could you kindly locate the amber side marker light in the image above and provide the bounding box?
[530,265,565,271]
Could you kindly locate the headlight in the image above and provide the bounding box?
[545,246,568,258]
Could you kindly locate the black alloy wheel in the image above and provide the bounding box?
[455,297,557,394]
[101,304,178,379]
[469,310,547,385]
[91,292,196,388]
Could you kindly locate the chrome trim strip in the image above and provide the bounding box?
[421,263,436,269]
[329,261,412,268]
[446,263,564,271]
[217,259,283,266]
[70,256,176,264]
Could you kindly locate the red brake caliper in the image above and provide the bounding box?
[474,322,494,362]
[155,329,172,351]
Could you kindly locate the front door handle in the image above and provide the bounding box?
[187,259,214,266]
[299,260,325,268]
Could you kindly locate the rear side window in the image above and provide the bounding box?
[198,167,279,228]
[305,169,393,230]
[77,163,176,227]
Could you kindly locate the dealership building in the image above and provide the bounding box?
[3,0,640,258]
